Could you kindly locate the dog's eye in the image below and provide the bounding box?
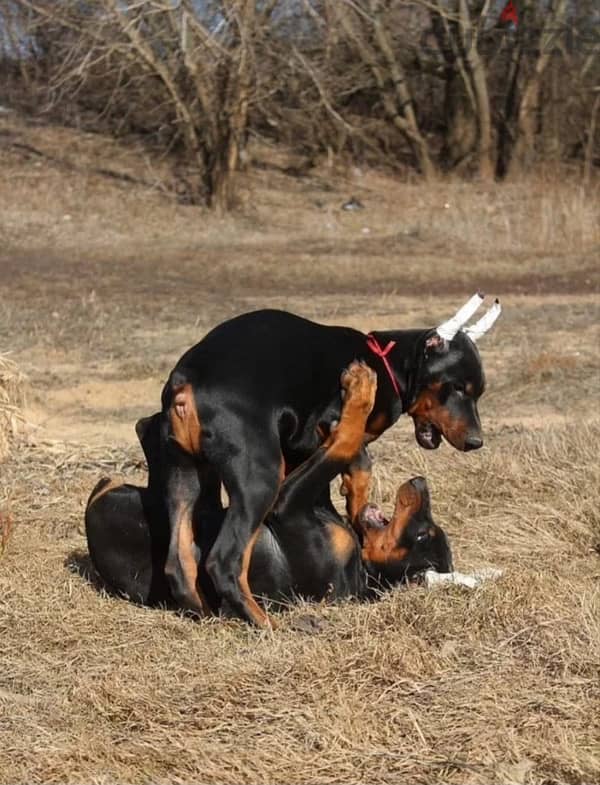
[454,383,465,394]
[415,529,429,543]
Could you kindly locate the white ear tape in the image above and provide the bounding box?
[436,292,485,342]
[463,299,502,342]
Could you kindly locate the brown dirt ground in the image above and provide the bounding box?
[0,113,599,785]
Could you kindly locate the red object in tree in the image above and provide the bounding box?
[500,1,519,27]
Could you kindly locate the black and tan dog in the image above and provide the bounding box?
[86,364,452,612]
[158,295,500,625]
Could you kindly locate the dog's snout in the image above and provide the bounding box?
[464,435,483,451]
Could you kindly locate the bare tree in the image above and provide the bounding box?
[2,0,597,202]
[512,0,569,169]
[424,0,496,179]
[330,0,436,179]
[12,0,278,209]
[493,0,599,177]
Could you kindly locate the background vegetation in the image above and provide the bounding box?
[1,0,598,207]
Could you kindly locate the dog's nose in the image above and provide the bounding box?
[464,435,483,451]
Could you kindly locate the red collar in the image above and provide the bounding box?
[366,334,401,397]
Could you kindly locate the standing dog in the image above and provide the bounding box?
[160,294,500,625]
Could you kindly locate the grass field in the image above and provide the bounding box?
[0,113,599,784]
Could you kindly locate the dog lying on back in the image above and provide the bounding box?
[86,364,452,612]
[158,295,500,625]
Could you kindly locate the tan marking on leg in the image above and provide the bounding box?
[341,467,371,533]
[326,362,377,463]
[166,502,211,615]
[239,528,272,628]
[279,456,287,484]
[327,523,356,566]
[87,478,124,508]
[170,383,202,455]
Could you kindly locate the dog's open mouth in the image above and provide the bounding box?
[413,419,442,450]
[359,503,389,529]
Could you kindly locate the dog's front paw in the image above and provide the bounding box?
[340,360,377,412]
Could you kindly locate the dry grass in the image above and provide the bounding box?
[0,422,598,785]
[0,352,27,463]
[0,112,599,784]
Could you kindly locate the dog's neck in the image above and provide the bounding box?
[365,327,429,414]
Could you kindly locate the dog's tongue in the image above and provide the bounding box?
[415,420,441,450]
[361,504,388,529]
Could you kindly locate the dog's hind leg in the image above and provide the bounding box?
[163,381,216,615]
[204,418,283,627]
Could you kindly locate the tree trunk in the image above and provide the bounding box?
[458,0,494,180]
[496,41,523,178]
[583,92,600,187]
[442,68,478,170]
[513,74,541,168]
[512,0,569,171]
[337,2,436,179]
